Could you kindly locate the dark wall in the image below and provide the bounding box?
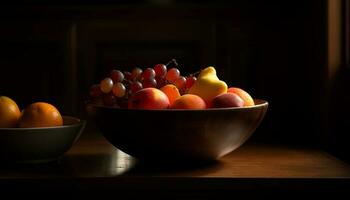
[0,1,333,147]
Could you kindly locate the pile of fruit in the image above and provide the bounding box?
[0,96,63,128]
[89,59,255,109]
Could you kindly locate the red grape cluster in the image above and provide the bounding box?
[89,59,197,107]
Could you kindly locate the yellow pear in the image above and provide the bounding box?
[188,66,227,106]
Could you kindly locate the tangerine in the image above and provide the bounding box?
[0,96,21,128]
[160,84,181,106]
[18,102,63,128]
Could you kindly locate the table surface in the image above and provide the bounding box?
[1,132,350,196]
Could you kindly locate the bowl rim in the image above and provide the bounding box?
[86,99,268,112]
[0,116,84,131]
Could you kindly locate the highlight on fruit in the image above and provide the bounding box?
[0,96,63,128]
[88,59,255,109]
[19,102,63,128]
[0,96,21,128]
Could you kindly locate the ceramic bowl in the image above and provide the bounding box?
[0,116,85,163]
[87,100,268,161]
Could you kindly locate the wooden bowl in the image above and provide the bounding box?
[0,116,85,163]
[87,100,268,161]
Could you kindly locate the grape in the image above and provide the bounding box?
[110,70,124,83]
[166,68,180,83]
[131,68,143,80]
[112,82,126,97]
[142,78,157,88]
[90,59,198,107]
[89,84,102,98]
[130,81,143,94]
[156,77,166,88]
[141,68,156,80]
[100,78,114,93]
[186,76,197,89]
[124,71,132,81]
[154,64,167,78]
[174,76,187,91]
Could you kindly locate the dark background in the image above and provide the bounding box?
[0,1,349,161]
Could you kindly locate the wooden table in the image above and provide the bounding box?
[1,132,349,198]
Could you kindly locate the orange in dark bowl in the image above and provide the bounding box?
[18,102,63,128]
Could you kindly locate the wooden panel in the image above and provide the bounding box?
[225,1,329,145]
[0,42,62,106]
[0,21,77,115]
[326,0,350,162]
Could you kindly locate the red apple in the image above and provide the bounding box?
[128,88,170,109]
[212,93,244,108]
[227,87,255,106]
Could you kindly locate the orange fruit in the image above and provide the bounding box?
[160,84,181,106]
[0,96,21,128]
[18,102,63,128]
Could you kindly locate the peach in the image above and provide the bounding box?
[170,94,206,109]
[227,87,255,106]
[160,84,181,106]
[128,88,170,109]
[212,93,244,108]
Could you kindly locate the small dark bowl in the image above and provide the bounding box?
[87,100,268,161]
[0,116,86,163]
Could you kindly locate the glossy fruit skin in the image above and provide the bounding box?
[130,81,143,94]
[188,66,227,106]
[174,76,187,93]
[88,61,257,110]
[185,76,197,89]
[131,67,143,80]
[112,83,126,97]
[154,64,167,78]
[128,88,170,109]
[141,68,156,80]
[170,94,206,109]
[160,84,181,106]
[166,68,180,83]
[18,102,63,128]
[110,70,124,83]
[227,87,255,106]
[142,78,157,88]
[0,96,21,128]
[212,93,244,108]
[100,78,114,93]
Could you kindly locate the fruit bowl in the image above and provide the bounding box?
[0,116,85,163]
[86,99,268,161]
